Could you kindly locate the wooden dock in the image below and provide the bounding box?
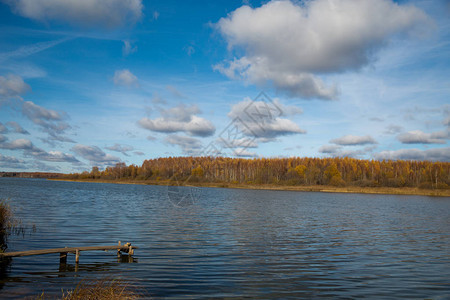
[0,241,137,264]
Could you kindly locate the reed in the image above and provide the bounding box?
[35,278,141,299]
[0,199,14,252]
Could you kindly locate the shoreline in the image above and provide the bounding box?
[49,178,450,197]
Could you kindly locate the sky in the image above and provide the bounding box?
[0,0,449,173]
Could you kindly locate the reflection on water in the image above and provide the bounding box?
[0,178,449,299]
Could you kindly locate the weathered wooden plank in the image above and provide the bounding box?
[0,244,138,258]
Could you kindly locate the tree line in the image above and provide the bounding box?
[64,156,450,189]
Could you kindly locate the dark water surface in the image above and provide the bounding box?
[0,178,449,299]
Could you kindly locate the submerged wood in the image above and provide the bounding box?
[0,244,138,258]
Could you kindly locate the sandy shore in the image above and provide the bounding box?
[49,178,450,197]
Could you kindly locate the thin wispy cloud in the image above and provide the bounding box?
[0,38,71,63]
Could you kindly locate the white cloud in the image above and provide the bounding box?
[0,38,69,63]
[105,143,134,156]
[375,147,450,162]
[318,144,342,154]
[30,149,79,163]
[397,130,449,144]
[0,154,26,169]
[138,104,215,137]
[22,100,61,121]
[184,45,195,56]
[152,11,159,21]
[0,122,7,134]
[3,0,143,28]
[330,135,377,146]
[122,40,137,56]
[166,85,185,98]
[233,148,257,157]
[384,124,404,135]
[227,97,306,139]
[0,138,33,150]
[218,137,258,149]
[0,74,30,102]
[165,134,203,155]
[113,69,138,87]
[22,100,74,144]
[6,121,29,134]
[0,138,78,165]
[72,144,121,166]
[319,144,376,158]
[215,0,431,99]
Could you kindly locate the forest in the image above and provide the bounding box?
[65,156,450,189]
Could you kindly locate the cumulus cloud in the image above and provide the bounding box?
[0,122,7,134]
[22,100,61,122]
[374,147,450,162]
[397,130,449,144]
[0,74,30,104]
[384,124,404,135]
[319,144,376,158]
[0,138,33,150]
[330,135,377,146]
[22,100,74,144]
[72,144,121,166]
[28,148,79,163]
[113,69,139,87]
[233,148,257,157]
[227,97,305,139]
[6,121,29,134]
[215,0,431,99]
[0,154,26,169]
[105,143,134,156]
[0,75,73,145]
[165,134,203,155]
[318,144,342,154]
[3,0,143,28]
[138,104,215,137]
[30,160,60,172]
[0,137,79,164]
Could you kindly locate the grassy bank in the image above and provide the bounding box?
[49,178,450,197]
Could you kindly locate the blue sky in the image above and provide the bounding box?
[0,0,449,173]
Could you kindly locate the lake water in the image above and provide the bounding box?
[0,178,449,299]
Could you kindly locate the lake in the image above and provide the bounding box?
[0,178,449,299]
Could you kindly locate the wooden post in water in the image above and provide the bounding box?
[117,241,121,258]
[75,249,80,263]
[59,252,67,264]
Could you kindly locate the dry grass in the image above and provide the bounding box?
[0,199,16,252]
[36,278,142,299]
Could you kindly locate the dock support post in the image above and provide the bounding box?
[117,241,121,258]
[59,252,67,264]
[75,249,80,263]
